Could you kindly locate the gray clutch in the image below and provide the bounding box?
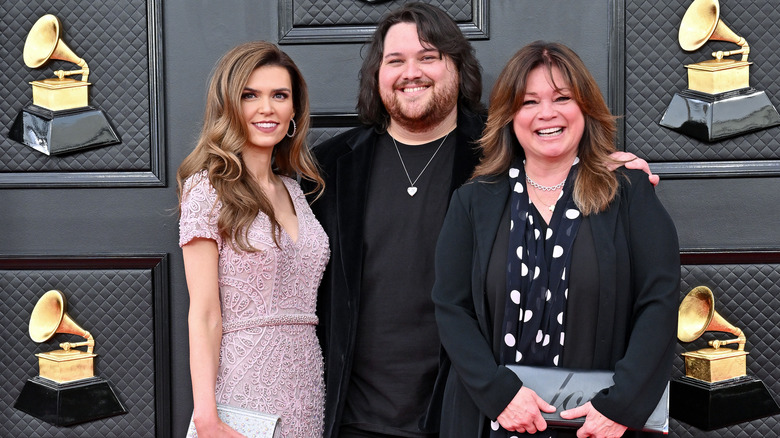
[186,403,281,438]
[507,365,669,434]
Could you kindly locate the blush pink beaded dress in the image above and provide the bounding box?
[180,171,329,437]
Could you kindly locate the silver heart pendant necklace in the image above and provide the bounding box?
[391,132,450,197]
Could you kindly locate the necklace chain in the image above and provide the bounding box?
[526,174,566,191]
[530,188,558,212]
[391,132,450,196]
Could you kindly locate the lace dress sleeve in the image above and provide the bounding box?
[179,171,222,249]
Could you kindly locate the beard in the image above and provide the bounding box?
[380,77,459,133]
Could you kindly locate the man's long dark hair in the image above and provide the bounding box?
[356,2,484,130]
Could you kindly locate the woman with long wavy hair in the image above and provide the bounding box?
[177,41,328,437]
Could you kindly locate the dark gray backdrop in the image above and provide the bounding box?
[1,1,779,437]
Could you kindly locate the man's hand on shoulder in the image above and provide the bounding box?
[608,151,659,186]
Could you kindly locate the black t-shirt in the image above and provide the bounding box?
[341,132,456,436]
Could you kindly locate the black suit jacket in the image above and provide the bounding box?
[306,107,484,438]
[432,169,680,437]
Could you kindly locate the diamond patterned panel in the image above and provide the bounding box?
[0,268,157,437]
[625,1,780,161]
[292,0,472,26]
[671,262,780,437]
[0,0,152,172]
[307,125,358,148]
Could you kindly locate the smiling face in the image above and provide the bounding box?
[241,65,295,150]
[513,65,585,165]
[378,22,459,132]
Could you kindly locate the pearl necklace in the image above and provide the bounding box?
[523,156,579,192]
[525,175,566,192]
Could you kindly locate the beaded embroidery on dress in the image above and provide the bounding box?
[180,171,329,438]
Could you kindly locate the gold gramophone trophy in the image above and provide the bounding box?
[658,0,780,142]
[670,286,780,430]
[7,14,120,155]
[14,290,126,426]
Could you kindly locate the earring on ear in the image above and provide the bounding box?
[286,119,297,138]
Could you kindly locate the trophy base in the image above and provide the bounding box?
[670,375,780,430]
[7,104,120,156]
[14,375,126,426]
[658,87,780,142]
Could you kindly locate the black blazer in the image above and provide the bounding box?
[432,169,680,437]
[306,107,484,438]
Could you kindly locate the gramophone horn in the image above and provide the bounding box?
[679,0,720,51]
[678,0,749,61]
[29,289,91,346]
[22,14,89,81]
[678,286,714,342]
[678,285,743,343]
[709,18,744,47]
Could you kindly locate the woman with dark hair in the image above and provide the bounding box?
[177,41,328,437]
[432,41,679,438]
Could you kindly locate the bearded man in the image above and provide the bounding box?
[306,3,655,437]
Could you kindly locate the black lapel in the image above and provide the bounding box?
[468,176,510,335]
[335,128,376,298]
[471,177,510,280]
[589,195,621,362]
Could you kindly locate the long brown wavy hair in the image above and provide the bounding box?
[474,41,619,215]
[176,41,323,251]
[356,2,485,130]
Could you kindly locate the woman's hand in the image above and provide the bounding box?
[560,401,627,438]
[193,415,247,438]
[496,386,556,434]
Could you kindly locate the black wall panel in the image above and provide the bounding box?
[2,1,779,437]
